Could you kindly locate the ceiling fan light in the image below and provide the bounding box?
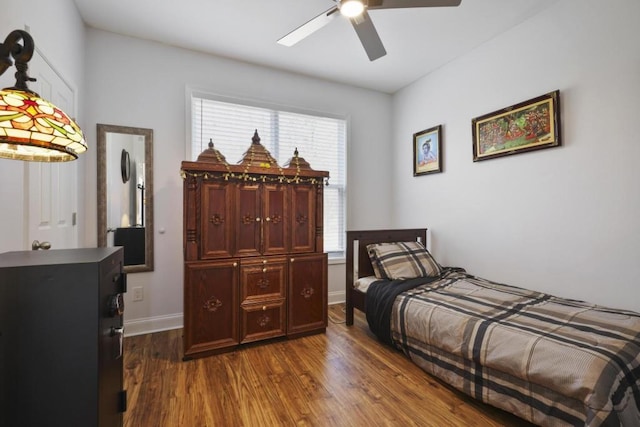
[340,0,365,18]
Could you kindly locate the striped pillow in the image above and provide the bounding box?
[367,241,442,280]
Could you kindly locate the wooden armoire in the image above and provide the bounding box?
[181,131,329,359]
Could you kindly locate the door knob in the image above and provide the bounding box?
[31,240,51,250]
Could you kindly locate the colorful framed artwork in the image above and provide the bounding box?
[413,125,442,176]
[472,90,561,162]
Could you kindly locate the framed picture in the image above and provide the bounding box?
[472,90,561,162]
[413,125,442,176]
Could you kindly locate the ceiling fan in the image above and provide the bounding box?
[277,0,462,61]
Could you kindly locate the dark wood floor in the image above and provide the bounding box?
[124,304,533,426]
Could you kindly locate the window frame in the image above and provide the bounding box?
[186,88,347,261]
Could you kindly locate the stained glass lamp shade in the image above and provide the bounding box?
[0,89,86,161]
[0,29,86,162]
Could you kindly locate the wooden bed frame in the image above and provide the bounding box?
[345,228,427,325]
[344,228,640,426]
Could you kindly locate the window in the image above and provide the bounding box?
[190,93,346,259]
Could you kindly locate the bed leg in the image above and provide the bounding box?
[346,293,354,326]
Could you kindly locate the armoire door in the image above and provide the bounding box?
[290,184,316,253]
[184,260,239,357]
[201,181,234,259]
[287,253,327,335]
[262,183,287,255]
[236,183,261,257]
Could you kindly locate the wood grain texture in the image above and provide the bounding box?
[124,304,533,426]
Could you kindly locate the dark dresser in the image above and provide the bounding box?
[0,247,127,427]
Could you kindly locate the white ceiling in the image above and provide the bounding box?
[73,0,558,94]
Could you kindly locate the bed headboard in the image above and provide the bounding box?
[345,228,428,325]
[346,228,428,284]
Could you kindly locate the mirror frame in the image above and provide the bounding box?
[97,124,154,272]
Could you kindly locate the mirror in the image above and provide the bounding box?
[97,124,154,272]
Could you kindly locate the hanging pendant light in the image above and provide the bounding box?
[0,29,86,162]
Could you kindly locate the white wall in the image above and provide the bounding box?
[391,0,640,312]
[83,29,393,333]
[9,0,636,334]
[0,0,86,253]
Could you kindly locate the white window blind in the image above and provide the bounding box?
[191,96,346,258]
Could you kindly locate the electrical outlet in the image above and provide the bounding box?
[133,286,143,302]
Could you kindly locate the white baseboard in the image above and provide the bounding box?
[329,290,345,305]
[124,313,183,337]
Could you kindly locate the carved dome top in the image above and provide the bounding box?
[196,139,228,165]
[237,130,280,169]
[284,147,314,171]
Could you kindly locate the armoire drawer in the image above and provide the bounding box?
[240,300,285,343]
[240,257,286,304]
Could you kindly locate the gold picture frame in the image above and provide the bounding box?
[472,90,561,162]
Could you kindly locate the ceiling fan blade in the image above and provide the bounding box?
[277,6,340,47]
[350,10,386,61]
[368,0,461,9]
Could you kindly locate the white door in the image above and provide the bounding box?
[26,49,78,250]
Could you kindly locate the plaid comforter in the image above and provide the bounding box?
[383,269,640,426]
